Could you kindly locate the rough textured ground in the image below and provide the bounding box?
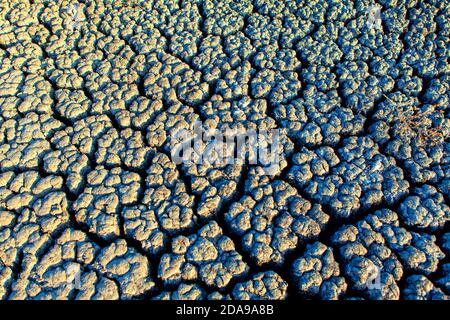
[0,0,449,300]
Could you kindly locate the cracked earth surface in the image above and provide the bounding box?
[0,0,449,300]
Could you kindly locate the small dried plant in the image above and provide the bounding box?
[396,105,445,147]
[398,110,444,146]
[117,0,145,10]
[384,94,446,147]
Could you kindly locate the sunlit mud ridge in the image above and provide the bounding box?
[0,0,449,300]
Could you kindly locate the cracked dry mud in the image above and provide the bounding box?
[0,0,449,300]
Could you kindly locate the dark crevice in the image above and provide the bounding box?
[66,206,110,248]
[81,85,94,103]
[136,75,148,99]
[212,165,272,279]
[0,43,11,59]
[6,250,24,298]
[196,2,209,41]
[152,24,203,74]
[428,231,450,295]
[119,236,166,295]
[153,146,202,219]
[42,75,75,128]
